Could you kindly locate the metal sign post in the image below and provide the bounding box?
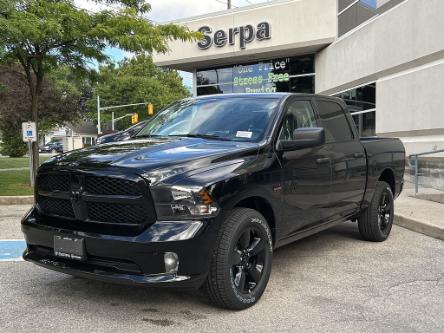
[27,139,34,187]
[22,121,37,187]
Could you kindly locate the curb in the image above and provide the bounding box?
[0,196,34,205]
[394,214,444,241]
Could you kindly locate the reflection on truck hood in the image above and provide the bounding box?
[42,137,260,178]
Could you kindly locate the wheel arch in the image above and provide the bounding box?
[379,168,396,194]
[233,196,277,245]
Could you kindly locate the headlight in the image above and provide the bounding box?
[151,185,219,220]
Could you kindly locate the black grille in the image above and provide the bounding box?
[85,176,144,196]
[87,202,147,224]
[38,173,70,192]
[37,197,75,218]
[36,171,156,230]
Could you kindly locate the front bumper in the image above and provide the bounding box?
[21,208,219,288]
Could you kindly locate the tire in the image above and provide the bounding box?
[204,208,273,310]
[358,181,394,242]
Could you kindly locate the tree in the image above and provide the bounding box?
[0,65,82,156]
[92,54,189,130]
[0,0,200,174]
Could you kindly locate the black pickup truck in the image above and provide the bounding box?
[22,93,405,309]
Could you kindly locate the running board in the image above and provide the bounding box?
[275,218,345,249]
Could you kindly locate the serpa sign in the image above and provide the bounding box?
[197,22,271,50]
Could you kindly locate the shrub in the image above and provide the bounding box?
[0,121,27,158]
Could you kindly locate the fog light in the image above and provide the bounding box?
[164,252,179,274]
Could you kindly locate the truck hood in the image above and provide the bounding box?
[42,137,260,180]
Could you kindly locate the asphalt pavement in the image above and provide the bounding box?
[0,205,443,333]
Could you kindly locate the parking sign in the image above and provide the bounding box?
[22,121,37,142]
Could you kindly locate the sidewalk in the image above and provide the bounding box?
[0,167,29,172]
[395,188,444,240]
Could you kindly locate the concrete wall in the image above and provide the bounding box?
[315,0,444,155]
[377,0,392,7]
[315,0,444,95]
[376,59,444,154]
[153,0,337,71]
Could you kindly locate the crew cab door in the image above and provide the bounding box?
[275,98,332,234]
[315,99,367,219]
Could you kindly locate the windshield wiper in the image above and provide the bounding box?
[135,134,168,139]
[170,134,231,141]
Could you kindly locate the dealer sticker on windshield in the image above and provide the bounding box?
[236,131,253,139]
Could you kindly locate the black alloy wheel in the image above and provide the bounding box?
[230,227,267,295]
[378,191,392,234]
[358,180,394,242]
[205,208,273,310]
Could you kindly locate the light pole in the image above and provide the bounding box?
[99,102,152,131]
[97,94,101,134]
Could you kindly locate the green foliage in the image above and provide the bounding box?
[0,65,83,134]
[0,119,28,157]
[0,0,200,73]
[0,0,200,167]
[91,54,190,130]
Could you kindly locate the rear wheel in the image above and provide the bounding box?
[204,208,273,310]
[358,181,394,242]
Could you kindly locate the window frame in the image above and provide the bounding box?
[274,97,319,147]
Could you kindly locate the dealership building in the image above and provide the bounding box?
[153,0,444,157]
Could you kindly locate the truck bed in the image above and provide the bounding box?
[360,136,405,204]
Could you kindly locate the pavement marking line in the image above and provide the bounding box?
[0,240,26,261]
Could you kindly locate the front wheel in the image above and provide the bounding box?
[358,181,394,242]
[204,208,273,310]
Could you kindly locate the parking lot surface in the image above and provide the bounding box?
[0,205,443,332]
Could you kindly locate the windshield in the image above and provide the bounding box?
[136,97,280,142]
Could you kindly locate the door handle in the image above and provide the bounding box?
[316,157,330,164]
[353,152,365,158]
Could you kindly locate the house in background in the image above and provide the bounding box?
[42,120,98,152]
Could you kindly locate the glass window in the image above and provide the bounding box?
[334,83,376,137]
[289,76,315,94]
[338,0,376,36]
[336,83,375,112]
[317,101,353,143]
[352,112,376,137]
[279,101,317,140]
[196,55,315,96]
[197,84,233,96]
[289,56,315,75]
[361,0,377,9]
[197,68,233,85]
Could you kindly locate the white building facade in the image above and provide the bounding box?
[153,0,444,156]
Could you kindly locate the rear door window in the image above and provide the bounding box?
[317,100,353,143]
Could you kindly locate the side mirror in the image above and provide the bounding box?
[277,127,325,151]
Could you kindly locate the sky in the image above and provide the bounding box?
[74,0,271,86]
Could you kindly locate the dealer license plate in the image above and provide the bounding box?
[54,235,86,261]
